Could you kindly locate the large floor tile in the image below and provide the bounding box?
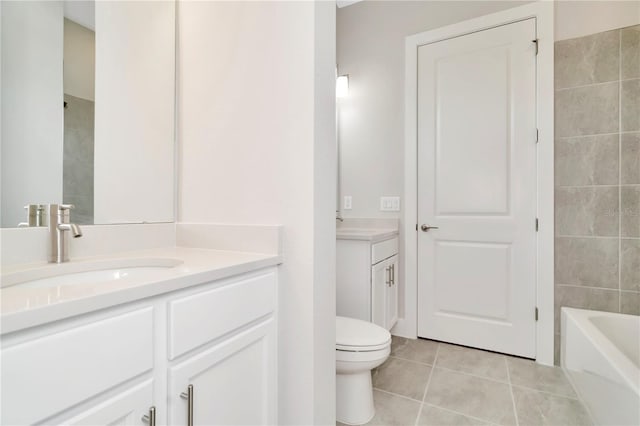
[424,368,516,426]
[372,357,431,400]
[417,404,491,426]
[435,343,508,382]
[506,357,577,398]
[512,386,593,426]
[390,337,438,365]
[364,390,421,426]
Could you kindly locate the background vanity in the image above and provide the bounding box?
[336,219,399,331]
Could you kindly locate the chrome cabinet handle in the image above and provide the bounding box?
[391,264,395,285]
[421,224,439,232]
[180,385,194,426]
[142,406,156,426]
[385,267,391,286]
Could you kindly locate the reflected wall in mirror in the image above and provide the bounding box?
[0,1,175,228]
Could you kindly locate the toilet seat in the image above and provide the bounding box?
[336,316,391,352]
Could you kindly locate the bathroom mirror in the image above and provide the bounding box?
[0,0,176,227]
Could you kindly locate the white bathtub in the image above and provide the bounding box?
[562,308,640,426]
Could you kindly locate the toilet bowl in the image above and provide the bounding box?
[336,316,391,425]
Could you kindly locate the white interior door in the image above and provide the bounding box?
[417,19,537,358]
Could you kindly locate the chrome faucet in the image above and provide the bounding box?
[47,204,82,263]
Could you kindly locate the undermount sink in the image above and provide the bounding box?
[1,258,183,289]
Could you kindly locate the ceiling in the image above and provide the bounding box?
[64,0,95,31]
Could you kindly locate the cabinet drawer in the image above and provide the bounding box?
[168,269,277,359]
[372,238,398,264]
[1,307,154,426]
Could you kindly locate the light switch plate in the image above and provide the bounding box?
[343,196,352,210]
[380,196,400,212]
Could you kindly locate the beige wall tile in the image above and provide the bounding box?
[555,82,619,137]
[555,237,618,288]
[621,238,640,291]
[555,187,619,236]
[621,132,640,184]
[555,285,619,333]
[620,291,640,315]
[621,25,640,80]
[621,79,640,131]
[555,29,619,89]
[621,185,640,237]
[555,135,619,186]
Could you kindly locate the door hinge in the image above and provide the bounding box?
[535,218,539,231]
[416,224,418,231]
[535,128,539,143]
[535,307,539,321]
[532,39,539,55]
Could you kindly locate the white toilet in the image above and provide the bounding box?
[336,316,391,425]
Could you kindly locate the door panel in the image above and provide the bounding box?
[371,258,392,328]
[168,319,277,426]
[435,45,511,215]
[417,19,537,358]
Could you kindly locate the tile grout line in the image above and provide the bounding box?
[554,77,639,92]
[510,383,580,401]
[555,283,622,291]
[372,388,423,404]
[504,357,520,426]
[555,234,640,239]
[414,343,440,426]
[618,28,623,314]
[555,184,640,188]
[420,402,503,426]
[555,130,639,141]
[388,354,434,367]
[428,364,510,385]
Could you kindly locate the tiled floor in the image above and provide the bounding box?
[339,337,593,426]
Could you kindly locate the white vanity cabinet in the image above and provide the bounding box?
[337,235,399,331]
[168,320,276,426]
[0,267,278,426]
[64,380,155,426]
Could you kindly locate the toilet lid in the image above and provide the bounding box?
[336,316,391,351]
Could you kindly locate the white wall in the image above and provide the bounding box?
[337,0,532,219]
[93,1,175,224]
[64,18,95,101]
[1,1,64,227]
[555,0,640,40]
[177,1,336,424]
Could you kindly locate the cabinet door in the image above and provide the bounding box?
[371,258,393,328]
[385,255,399,330]
[168,319,277,426]
[63,380,154,426]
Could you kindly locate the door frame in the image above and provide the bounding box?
[399,1,554,365]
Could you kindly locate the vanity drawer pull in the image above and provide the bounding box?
[142,406,156,426]
[180,384,194,426]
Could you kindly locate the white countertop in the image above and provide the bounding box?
[0,247,281,334]
[336,227,398,242]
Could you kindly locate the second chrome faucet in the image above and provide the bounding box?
[47,204,82,263]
